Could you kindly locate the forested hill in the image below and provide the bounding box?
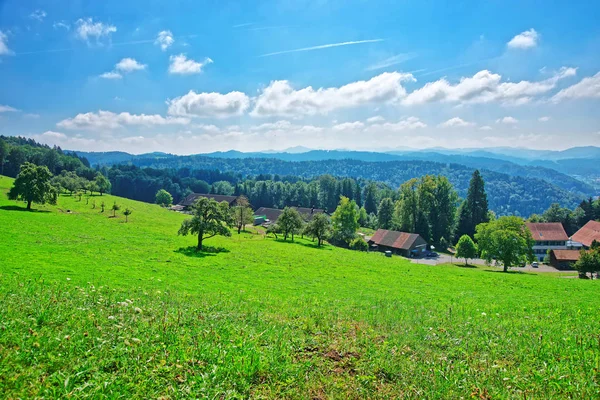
[122,155,582,216]
[76,149,595,196]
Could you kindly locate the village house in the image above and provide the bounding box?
[525,222,569,262]
[253,206,325,226]
[549,249,581,270]
[570,220,600,249]
[179,193,240,210]
[367,229,428,258]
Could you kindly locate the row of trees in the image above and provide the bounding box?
[529,198,600,236]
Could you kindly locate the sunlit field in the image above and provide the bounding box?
[1,175,598,398]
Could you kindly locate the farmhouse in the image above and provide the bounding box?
[254,206,325,225]
[179,193,239,209]
[368,229,428,257]
[549,249,581,270]
[525,222,569,262]
[571,220,600,249]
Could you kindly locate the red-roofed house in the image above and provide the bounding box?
[571,220,600,249]
[525,222,569,262]
[549,249,581,270]
[367,229,428,257]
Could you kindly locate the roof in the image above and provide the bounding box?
[368,229,424,250]
[551,249,582,262]
[525,222,568,242]
[571,220,600,248]
[254,207,325,223]
[179,193,238,207]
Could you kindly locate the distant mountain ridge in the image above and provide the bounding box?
[75,148,597,196]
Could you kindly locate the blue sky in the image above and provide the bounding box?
[0,0,599,154]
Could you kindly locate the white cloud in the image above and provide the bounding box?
[0,105,19,113]
[402,67,575,106]
[57,110,190,130]
[507,29,540,49]
[480,125,492,131]
[29,10,47,22]
[167,91,250,118]
[333,121,365,131]
[438,117,475,128]
[155,30,174,51]
[53,21,70,30]
[100,72,122,80]
[168,54,213,75]
[100,58,146,79]
[41,131,67,140]
[538,116,551,122]
[24,113,40,119]
[366,117,427,132]
[251,72,415,117]
[115,58,146,72]
[551,72,600,102]
[496,116,518,124]
[367,115,385,123]
[0,31,12,55]
[75,18,117,42]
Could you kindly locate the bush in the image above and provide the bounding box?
[349,237,369,252]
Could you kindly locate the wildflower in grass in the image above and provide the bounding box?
[481,312,487,316]
[108,316,115,320]
[66,278,71,281]
[134,307,142,313]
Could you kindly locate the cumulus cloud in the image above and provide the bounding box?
[480,125,492,131]
[57,110,190,130]
[41,131,67,140]
[507,29,540,49]
[438,117,475,128]
[29,10,47,22]
[75,18,117,43]
[155,30,174,51]
[333,121,365,131]
[402,67,575,106]
[168,54,213,75]
[0,31,12,55]
[0,105,19,113]
[251,72,415,117]
[551,72,600,102]
[100,58,146,79]
[115,58,146,72]
[167,91,250,118]
[496,116,518,124]
[366,117,427,132]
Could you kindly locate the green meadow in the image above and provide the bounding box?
[0,175,599,399]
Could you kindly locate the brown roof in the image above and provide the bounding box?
[571,220,600,248]
[179,193,238,207]
[254,206,325,223]
[369,229,423,250]
[525,222,568,242]
[551,250,582,262]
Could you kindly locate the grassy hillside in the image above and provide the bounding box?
[0,175,599,398]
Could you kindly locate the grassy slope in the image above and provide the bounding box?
[0,175,599,398]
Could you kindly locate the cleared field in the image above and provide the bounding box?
[0,175,598,398]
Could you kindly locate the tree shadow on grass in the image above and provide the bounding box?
[174,246,230,258]
[272,238,333,250]
[0,205,51,213]
[483,269,527,275]
[455,263,478,269]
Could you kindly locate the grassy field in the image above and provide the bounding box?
[1,175,599,398]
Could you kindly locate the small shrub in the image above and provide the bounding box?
[349,237,369,252]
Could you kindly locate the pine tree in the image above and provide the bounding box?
[456,170,489,240]
[377,198,395,229]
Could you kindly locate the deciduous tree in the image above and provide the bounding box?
[111,202,120,217]
[178,198,233,251]
[303,213,331,246]
[95,173,111,196]
[475,216,534,272]
[455,235,478,266]
[155,189,173,207]
[331,196,359,245]
[232,195,253,234]
[8,162,57,210]
[123,208,132,223]
[275,207,304,241]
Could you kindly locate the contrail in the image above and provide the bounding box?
[259,39,384,57]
